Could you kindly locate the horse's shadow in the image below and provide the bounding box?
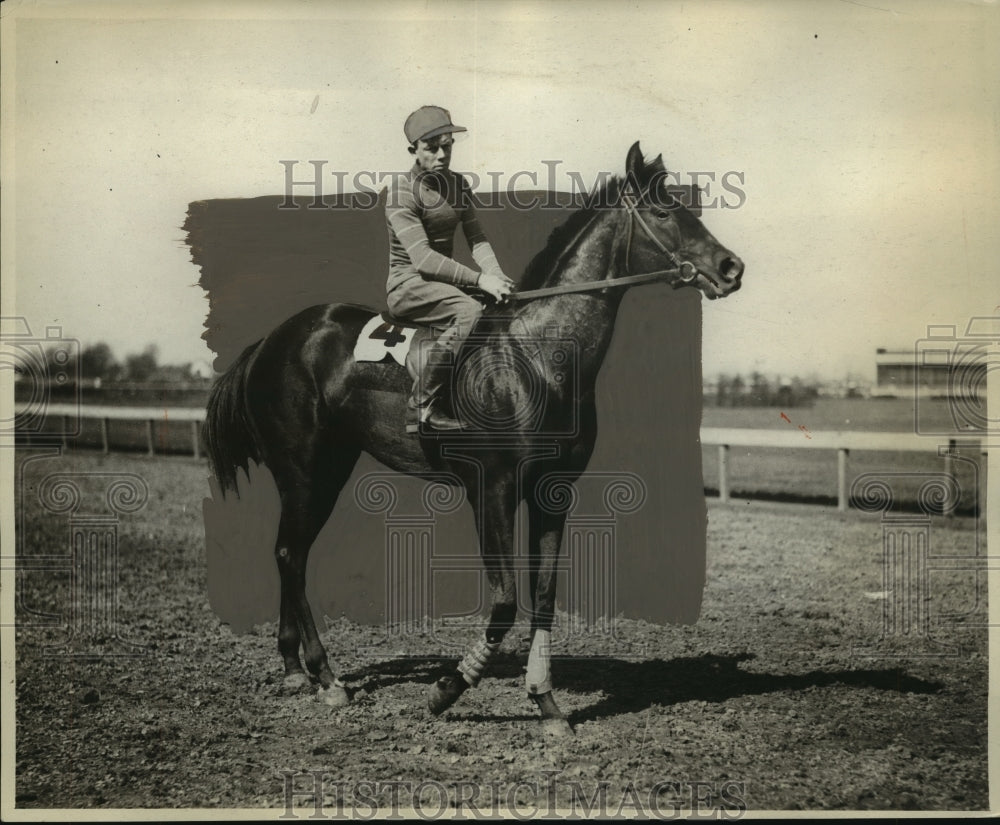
[341,651,943,724]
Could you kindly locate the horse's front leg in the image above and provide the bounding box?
[427,476,518,716]
[526,506,573,736]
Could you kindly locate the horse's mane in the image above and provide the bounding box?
[516,175,624,291]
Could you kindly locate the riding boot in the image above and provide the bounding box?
[405,335,465,434]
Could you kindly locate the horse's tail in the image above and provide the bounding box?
[203,341,263,497]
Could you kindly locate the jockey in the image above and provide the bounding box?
[385,105,514,432]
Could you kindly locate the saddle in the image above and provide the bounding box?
[352,311,435,382]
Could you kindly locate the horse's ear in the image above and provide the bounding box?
[649,153,666,174]
[626,141,645,186]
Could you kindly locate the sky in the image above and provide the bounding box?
[2,0,998,383]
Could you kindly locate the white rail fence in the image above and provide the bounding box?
[701,427,984,513]
[16,405,985,513]
[16,403,205,458]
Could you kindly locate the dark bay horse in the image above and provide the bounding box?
[204,143,744,735]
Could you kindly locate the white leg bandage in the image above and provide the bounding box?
[525,629,553,695]
[457,636,500,687]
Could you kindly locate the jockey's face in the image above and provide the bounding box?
[410,135,454,173]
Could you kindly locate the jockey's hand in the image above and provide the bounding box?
[478,270,514,303]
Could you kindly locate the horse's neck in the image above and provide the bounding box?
[538,208,622,289]
[514,210,626,379]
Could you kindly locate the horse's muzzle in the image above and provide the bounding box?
[692,256,744,300]
[711,256,744,298]
[719,256,744,283]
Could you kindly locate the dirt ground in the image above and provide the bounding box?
[11,451,989,814]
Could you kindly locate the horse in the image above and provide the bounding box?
[203,142,744,735]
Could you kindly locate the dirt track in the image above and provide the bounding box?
[13,452,988,813]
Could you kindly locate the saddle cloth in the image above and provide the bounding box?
[353,312,429,368]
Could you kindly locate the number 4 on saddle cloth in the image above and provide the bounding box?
[353,311,435,384]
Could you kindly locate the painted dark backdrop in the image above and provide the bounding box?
[187,187,706,634]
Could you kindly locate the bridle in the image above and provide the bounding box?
[620,190,702,286]
[508,187,710,302]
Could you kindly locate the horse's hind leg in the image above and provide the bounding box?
[272,444,360,705]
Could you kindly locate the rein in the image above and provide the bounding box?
[508,190,705,302]
[507,268,683,300]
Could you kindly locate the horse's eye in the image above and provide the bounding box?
[651,209,672,220]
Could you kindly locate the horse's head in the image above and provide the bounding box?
[622,142,744,300]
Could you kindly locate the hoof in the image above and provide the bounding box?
[530,692,573,736]
[317,684,350,707]
[427,675,467,716]
[282,671,311,691]
[541,716,574,737]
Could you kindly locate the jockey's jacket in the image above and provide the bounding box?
[385,165,501,295]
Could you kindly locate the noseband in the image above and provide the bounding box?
[509,187,712,302]
[619,190,702,285]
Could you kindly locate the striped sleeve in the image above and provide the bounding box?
[459,180,506,279]
[471,240,501,277]
[386,178,481,287]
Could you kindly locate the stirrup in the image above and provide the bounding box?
[406,404,465,434]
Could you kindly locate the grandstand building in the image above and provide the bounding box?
[873,343,986,398]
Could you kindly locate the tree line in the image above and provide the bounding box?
[709,372,819,408]
[45,342,206,384]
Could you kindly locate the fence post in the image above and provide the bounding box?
[979,441,987,521]
[943,439,957,517]
[100,418,109,454]
[718,444,730,502]
[837,448,849,512]
[145,420,154,457]
[191,420,200,459]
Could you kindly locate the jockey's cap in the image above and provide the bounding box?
[404,106,467,144]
